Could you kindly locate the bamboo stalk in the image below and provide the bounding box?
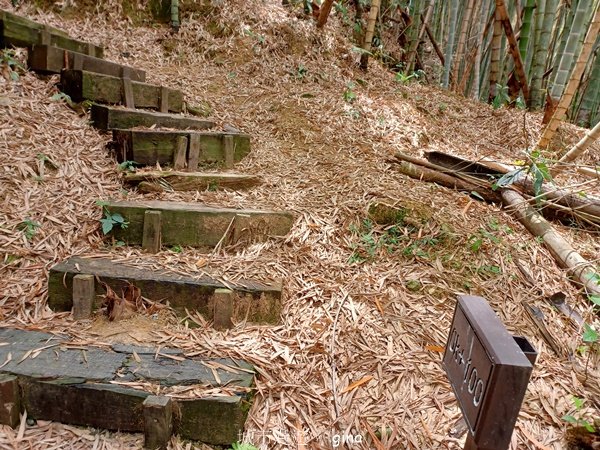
[360,0,382,70]
[502,189,600,297]
[317,0,335,28]
[495,0,530,105]
[555,119,600,169]
[538,3,600,149]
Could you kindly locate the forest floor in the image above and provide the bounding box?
[0,0,599,449]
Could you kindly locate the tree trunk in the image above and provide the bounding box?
[317,0,335,28]
[518,0,536,76]
[576,45,600,127]
[442,0,460,88]
[488,5,503,101]
[501,189,600,297]
[538,3,600,149]
[495,0,530,104]
[404,0,423,73]
[529,0,557,109]
[452,0,476,88]
[360,0,382,70]
[472,0,494,100]
[550,0,593,101]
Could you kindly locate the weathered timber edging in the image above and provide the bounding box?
[0,10,103,57]
[91,104,214,131]
[124,171,262,192]
[103,200,294,248]
[61,70,183,112]
[48,256,282,323]
[0,327,253,445]
[112,129,250,169]
[28,45,145,81]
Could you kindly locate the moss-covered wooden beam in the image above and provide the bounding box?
[103,200,293,248]
[48,256,282,323]
[124,171,262,192]
[113,130,250,168]
[28,45,144,80]
[91,104,214,131]
[61,69,183,112]
[0,10,103,57]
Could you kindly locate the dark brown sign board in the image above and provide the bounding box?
[443,295,537,450]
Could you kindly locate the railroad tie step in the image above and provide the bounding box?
[0,10,103,57]
[112,129,250,169]
[100,200,293,250]
[48,256,283,324]
[91,104,215,131]
[0,327,253,445]
[124,171,262,193]
[28,45,145,80]
[60,69,183,112]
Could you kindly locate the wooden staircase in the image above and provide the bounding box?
[1,9,291,447]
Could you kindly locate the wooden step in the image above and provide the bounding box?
[48,256,282,323]
[0,10,103,57]
[61,69,183,112]
[28,45,145,81]
[0,327,253,445]
[102,200,294,248]
[124,171,262,192]
[113,129,250,169]
[91,104,214,131]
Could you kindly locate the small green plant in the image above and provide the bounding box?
[96,200,128,235]
[469,227,501,252]
[117,160,137,172]
[394,70,423,84]
[492,84,510,109]
[563,396,596,433]
[18,218,40,241]
[243,27,265,46]
[170,245,183,253]
[230,443,259,450]
[343,82,357,103]
[0,49,25,81]
[493,149,551,205]
[293,64,308,80]
[51,92,92,112]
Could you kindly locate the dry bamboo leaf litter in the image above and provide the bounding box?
[1,0,599,449]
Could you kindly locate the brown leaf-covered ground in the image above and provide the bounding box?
[0,1,599,449]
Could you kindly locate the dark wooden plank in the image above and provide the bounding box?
[142,210,162,253]
[212,289,234,330]
[104,200,294,247]
[113,130,250,168]
[0,375,20,428]
[72,274,94,319]
[90,104,215,131]
[21,377,148,432]
[0,10,103,57]
[61,70,183,112]
[143,396,172,450]
[188,134,201,170]
[48,256,282,323]
[177,396,248,445]
[124,171,262,192]
[224,135,234,169]
[27,45,145,81]
[173,136,187,170]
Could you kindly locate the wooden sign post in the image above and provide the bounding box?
[443,295,537,450]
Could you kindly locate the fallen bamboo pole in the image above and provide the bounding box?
[501,189,600,297]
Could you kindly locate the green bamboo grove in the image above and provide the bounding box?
[338,0,600,128]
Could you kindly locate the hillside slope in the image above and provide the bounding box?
[0,1,599,449]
